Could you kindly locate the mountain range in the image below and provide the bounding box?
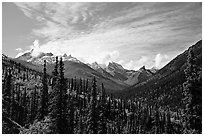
[3,40,201,96]
[15,49,157,92]
[116,40,202,101]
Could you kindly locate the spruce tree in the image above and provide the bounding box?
[22,87,27,124]
[52,56,59,89]
[165,107,172,133]
[154,105,160,134]
[79,78,82,94]
[39,60,48,119]
[86,79,89,92]
[10,85,15,120]
[87,77,98,134]
[183,47,202,133]
[98,83,107,134]
[2,70,12,117]
[49,56,60,133]
[74,76,77,92]
[30,86,37,122]
[68,97,75,133]
[58,57,69,133]
[50,57,68,133]
[83,79,86,94]
[71,78,74,91]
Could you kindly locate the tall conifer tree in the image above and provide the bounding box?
[39,60,48,119]
[87,77,98,134]
[50,57,68,133]
[183,47,202,133]
[98,83,107,133]
[58,57,69,133]
[3,70,12,117]
[52,56,58,89]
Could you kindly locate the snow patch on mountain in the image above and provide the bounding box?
[90,62,102,70]
[17,49,81,65]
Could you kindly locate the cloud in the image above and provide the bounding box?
[154,53,169,68]
[15,39,43,58]
[15,2,95,40]
[16,48,22,52]
[13,3,201,69]
[15,2,91,25]
[123,56,149,70]
[100,51,120,65]
[30,40,42,57]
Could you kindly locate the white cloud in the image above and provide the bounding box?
[154,53,169,68]
[13,3,201,70]
[16,48,22,52]
[30,40,42,57]
[123,56,149,70]
[15,40,43,58]
[15,2,91,25]
[109,51,119,61]
[15,39,122,67]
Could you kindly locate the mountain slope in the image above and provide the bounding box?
[116,40,202,106]
[124,66,154,85]
[16,48,154,87]
[104,62,155,85]
[89,62,114,78]
[105,62,128,80]
[13,54,128,92]
[17,49,82,65]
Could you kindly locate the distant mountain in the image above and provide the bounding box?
[103,62,155,85]
[16,49,155,88]
[124,66,154,85]
[116,40,202,103]
[89,62,114,78]
[17,49,81,65]
[107,61,126,74]
[14,52,127,92]
[105,62,128,80]
[89,62,102,70]
[16,49,33,61]
[85,61,155,86]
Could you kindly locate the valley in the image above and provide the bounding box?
[2,40,202,134]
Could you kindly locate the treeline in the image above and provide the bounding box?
[2,47,202,134]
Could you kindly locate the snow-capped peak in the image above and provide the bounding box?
[60,54,81,63]
[16,50,81,65]
[108,61,125,71]
[90,62,102,70]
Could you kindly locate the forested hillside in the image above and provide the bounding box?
[2,41,202,134]
[13,55,128,92]
[116,40,202,109]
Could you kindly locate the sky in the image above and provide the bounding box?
[2,2,202,70]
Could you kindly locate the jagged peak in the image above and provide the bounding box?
[108,61,122,67]
[92,61,99,65]
[108,61,125,71]
[91,61,101,70]
[63,53,67,57]
[139,66,146,70]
